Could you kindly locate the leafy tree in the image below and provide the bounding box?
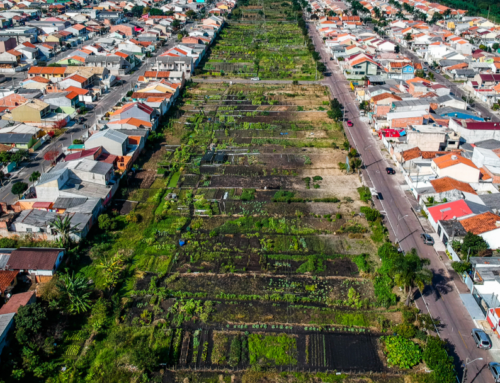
[98,213,117,231]
[186,10,196,18]
[15,303,47,344]
[51,215,80,246]
[11,150,28,163]
[29,171,41,186]
[131,5,144,17]
[150,7,163,16]
[423,336,455,383]
[130,337,160,371]
[172,19,181,29]
[327,108,342,121]
[382,336,422,369]
[393,248,432,305]
[404,33,412,41]
[479,44,488,50]
[11,181,28,198]
[57,272,93,314]
[96,253,125,291]
[44,150,59,164]
[395,45,400,54]
[493,43,500,51]
[461,231,488,257]
[360,206,381,221]
[451,261,471,274]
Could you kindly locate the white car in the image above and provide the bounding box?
[251,77,260,81]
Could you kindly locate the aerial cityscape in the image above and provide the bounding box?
[1,0,500,381]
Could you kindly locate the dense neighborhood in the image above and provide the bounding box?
[2,0,500,381]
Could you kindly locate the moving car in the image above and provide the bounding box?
[488,362,500,382]
[420,233,434,245]
[386,167,395,175]
[251,77,260,81]
[330,57,334,60]
[346,120,353,127]
[471,329,492,349]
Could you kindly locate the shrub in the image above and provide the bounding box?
[374,275,396,307]
[312,176,323,181]
[360,206,381,222]
[423,336,456,383]
[353,254,370,273]
[451,261,471,274]
[357,186,372,202]
[272,191,295,202]
[381,336,422,369]
[229,335,241,367]
[394,323,417,339]
[248,333,297,366]
[98,214,117,231]
[126,212,141,223]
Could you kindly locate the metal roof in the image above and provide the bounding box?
[0,133,33,144]
[52,197,87,209]
[87,129,127,144]
[0,313,15,339]
[38,168,66,185]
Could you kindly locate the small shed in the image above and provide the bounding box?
[200,150,215,165]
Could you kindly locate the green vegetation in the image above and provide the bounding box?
[248,333,298,366]
[381,335,422,369]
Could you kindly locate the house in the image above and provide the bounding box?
[107,117,152,131]
[5,248,65,278]
[8,209,92,242]
[42,91,80,109]
[425,176,479,204]
[110,102,156,129]
[0,291,35,314]
[431,153,480,183]
[109,23,136,37]
[85,55,132,75]
[0,270,18,298]
[58,73,90,90]
[27,66,66,80]
[154,56,193,78]
[143,71,184,83]
[461,212,500,249]
[84,130,138,171]
[0,94,28,110]
[10,99,50,124]
[449,119,500,143]
[427,199,474,231]
[0,37,16,53]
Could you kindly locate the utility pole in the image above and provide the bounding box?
[462,358,483,383]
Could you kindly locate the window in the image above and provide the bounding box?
[26,228,32,232]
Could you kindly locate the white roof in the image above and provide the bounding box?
[387,110,428,121]
[0,123,40,135]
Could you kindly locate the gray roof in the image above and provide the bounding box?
[393,99,433,108]
[52,197,88,209]
[86,55,121,63]
[0,252,13,269]
[474,139,500,150]
[0,133,33,144]
[38,168,66,186]
[43,92,70,100]
[114,129,148,137]
[0,313,15,340]
[479,193,500,211]
[435,106,479,117]
[438,219,467,238]
[87,129,127,144]
[453,69,476,76]
[17,88,43,99]
[14,209,89,230]
[157,55,192,63]
[436,94,462,104]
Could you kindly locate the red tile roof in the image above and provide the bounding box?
[0,270,18,295]
[433,153,477,170]
[7,248,63,271]
[460,212,500,235]
[427,199,472,222]
[0,291,35,314]
[430,176,477,194]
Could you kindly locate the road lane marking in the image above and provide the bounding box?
[458,330,469,350]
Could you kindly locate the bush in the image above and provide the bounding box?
[126,211,141,223]
[98,214,117,231]
[0,237,18,248]
[451,261,471,274]
[381,336,422,369]
[394,323,417,339]
[357,186,372,202]
[272,191,295,202]
[423,336,456,383]
[360,206,381,222]
[353,254,370,272]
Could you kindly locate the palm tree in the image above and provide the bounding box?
[51,215,80,246]
[393,249,433,305]
[57,272,92,314]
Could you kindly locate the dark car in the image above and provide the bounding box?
[330,57,334,60]
[472,328,492,349]
[376,192,383,200]
[489,362,500,382]
[386,167,395,175]
[420,233,434,245]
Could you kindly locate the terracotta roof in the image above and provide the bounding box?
[64,147,100,162]
[7,49,22,56]
[65,74,87,83]
[460,212,500,235]
[371,93,402,103]
[429,176,477,194]
[28,76,50,84]
[0,270,18,294]
[433,153,477,170]
[0,291,35,315]
[401,147,422,161]
[114,51,129,59]
[108,117,152,128]
[28,66,66,75]
[7,248,63,271]
[64,86,89,95]
[113,102,154,116]
[144,71,174,78]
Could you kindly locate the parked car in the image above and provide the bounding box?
[420,233,434,245]
[386,167,395,175]
[376,192,383,200]
[472,329,492,349]
[251,77,260,81]
[489,362,500,382]
[346,120,353,127]
[330,57,334,60]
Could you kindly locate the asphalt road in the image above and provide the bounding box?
[307,23,494,383]
[0,36,181,204]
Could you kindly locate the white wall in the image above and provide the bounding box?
[435,163,480,183]
[481,227,500,250]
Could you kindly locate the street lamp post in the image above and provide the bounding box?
[396,214,408,246]
[461,357,483,383]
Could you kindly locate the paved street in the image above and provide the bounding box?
[307,23,493,383]
[0,36,181,204]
